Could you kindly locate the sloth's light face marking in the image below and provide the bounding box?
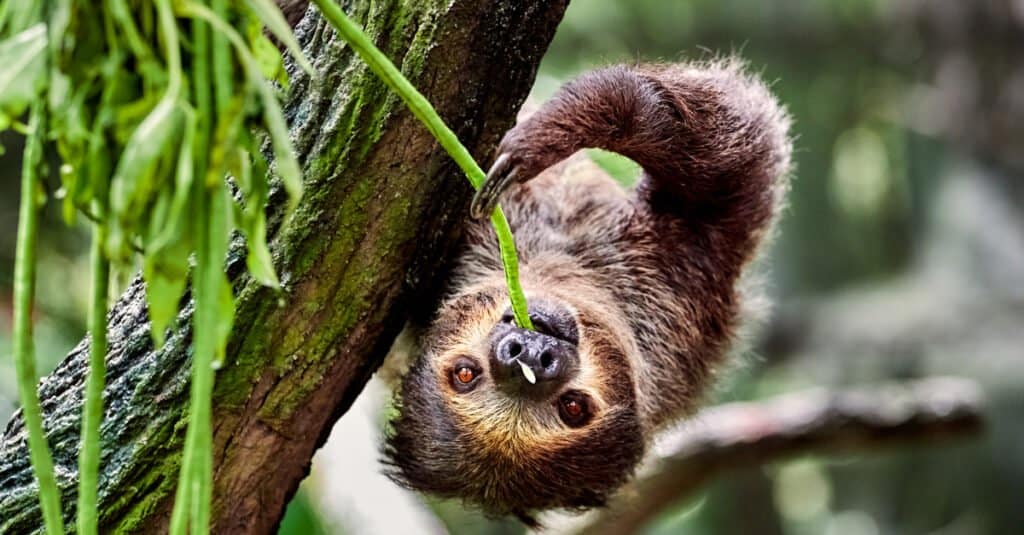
[436,296,606,451]
[384,282,645,516]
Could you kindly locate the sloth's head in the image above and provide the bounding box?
[383,281,645,521]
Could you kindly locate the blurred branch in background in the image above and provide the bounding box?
[551,378,985,535]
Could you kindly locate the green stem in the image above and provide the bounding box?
[76,218,110,535]
[168,0,212,531]
[310,0,534,330]
[170,187,214,535]
[492,208,531,328]
[188,182,229,535]
[211,0,232,113]
[192,4,230,531]
[13,103,65,534]
[107,0,157,63]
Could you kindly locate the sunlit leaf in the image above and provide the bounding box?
[109,96,183,225]
[144,246,189,348]
[257,82,303,210]
[250,31,284,82]
[0,24,47,125]
[244,0,313,74]
[207,183,235,367]
[245,214,278,288]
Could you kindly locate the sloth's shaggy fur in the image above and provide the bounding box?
[384,59,792,523]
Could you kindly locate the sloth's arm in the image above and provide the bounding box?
[472,60,792,258]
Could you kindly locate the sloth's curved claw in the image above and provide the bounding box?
[470,153,520,220]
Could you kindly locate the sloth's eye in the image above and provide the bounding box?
[455,367,476,384]
[450,359,482,393]
[558,391,592,427]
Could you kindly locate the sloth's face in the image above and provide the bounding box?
[384,282,645,518]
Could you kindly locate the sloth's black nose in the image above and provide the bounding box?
[488,303,579,397]
[490,326,578,395]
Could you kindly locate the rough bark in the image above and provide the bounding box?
[0,1,568,533]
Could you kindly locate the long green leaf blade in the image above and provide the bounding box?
[77,218,110,535]
[244,0,313,74]
[12,103,65,535]
[0,24,47,128]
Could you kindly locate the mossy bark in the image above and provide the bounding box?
[0,1,568,533]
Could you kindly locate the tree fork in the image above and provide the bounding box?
[0,1,568,533]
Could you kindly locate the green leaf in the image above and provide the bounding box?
[244,0,313,74]
[143,241,190,348]
[107,0,156,63]
[143,170,194,348]
[109,96,183,225]
[250,31,284,83]
[213,271,235,367]
[207,183,235,367]
[147,185,173,244]
[0,24,47,126]
[245,211,278,287]
[112,92,162,143]
[230,145,279,287]
[256,82,302,211]
[105,218,128,262]
[208,94,247,186]
[0,1,43,35]
[151,106,197,251]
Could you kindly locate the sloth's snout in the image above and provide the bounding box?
[490,326,578,396]
[488,302,579,397]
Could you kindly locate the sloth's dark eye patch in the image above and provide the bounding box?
[532,317,566,341]
[450,358,482,393]
[557,391,593,427]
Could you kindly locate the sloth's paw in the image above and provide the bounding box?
[470,152,522,219]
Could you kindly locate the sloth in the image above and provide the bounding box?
[383,59,792,524]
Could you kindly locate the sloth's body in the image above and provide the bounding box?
[385,60,792,521]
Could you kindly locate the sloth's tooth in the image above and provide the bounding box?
[518,360,536,384]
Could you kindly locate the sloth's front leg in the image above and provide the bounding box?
[470,64,664,219]
[471,61,791,262]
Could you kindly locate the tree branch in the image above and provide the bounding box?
[565,377,986,535]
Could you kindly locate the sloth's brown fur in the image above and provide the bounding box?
[384,59,792,522]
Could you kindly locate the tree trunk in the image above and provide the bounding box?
[0,1,568,533]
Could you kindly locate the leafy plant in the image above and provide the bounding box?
[0,0,307,533]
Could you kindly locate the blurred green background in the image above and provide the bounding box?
[3,0,1023,534]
